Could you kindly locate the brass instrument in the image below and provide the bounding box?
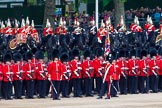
[156,34,162,43]
[9,33,27,49]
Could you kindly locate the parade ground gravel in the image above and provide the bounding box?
[1,93,162,108]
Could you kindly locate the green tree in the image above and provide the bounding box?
[43,0,55,28]
[113,0,125,27]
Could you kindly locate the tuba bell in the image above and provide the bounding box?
[156,34,162,43]
[9,38,18,50]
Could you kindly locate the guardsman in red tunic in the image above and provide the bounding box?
[118,49,129,95]
[60,53,71,98]
[109,52,120,97]
[0,52,3,99]
[24,51,36,99]
[138,50,149,93]
[97,54,113,99]
[12,52,24,99]
[2,52,13,100]
[70,48,82,97]
[128,49,139,94]
[43,19,54,37]
[35,50,47,98]
[93,48,105,94]
[82,49,94,97]
[48,49,62,100]
[158,47,162,91]
[30,20,39,43]
[149,48,159,93]
[97,20,107,44]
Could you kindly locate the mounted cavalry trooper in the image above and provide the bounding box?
[88,16,97,47]
[130,16,138,32]
[72,18,84,49]
[116,16,126,33]
[3,19,13,42]
[43,19,54,37]
[42,19,54,46]
[105,16,114,33]
[25,16,32,35]
[30,20,39,43]
[12,19,19,36]
[55,17,68,47]
[97,20,107,47]
[0,21,5,34]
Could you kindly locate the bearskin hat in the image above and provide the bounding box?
[0,52,3,62]
[35,50,44,60]
[83,49,91,58]
[13,52,22,62]
[129,49,136,57]
[72,48,80,57]
[141,49,147,57]
[52,49,60,59]
[31,47,38,55]
[119,49,125,58]
[96,47,103,57]
[150,47,157,57]
[136,48,141,58]
[4,52,12,62]
[60,53,69,63]
[158,47,162,56]
[25,51,33,60]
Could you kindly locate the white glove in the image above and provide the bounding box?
[48,77,51,81]
[98,38,102,43]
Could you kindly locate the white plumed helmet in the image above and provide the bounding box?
[100,19,105,27]
[31,20,34,28]
[21,19,25,27]
[46,19,51,27]
[26,16,30,25]
[15,19,19,27]
[7,19,11,27]
[1,21,5,29]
